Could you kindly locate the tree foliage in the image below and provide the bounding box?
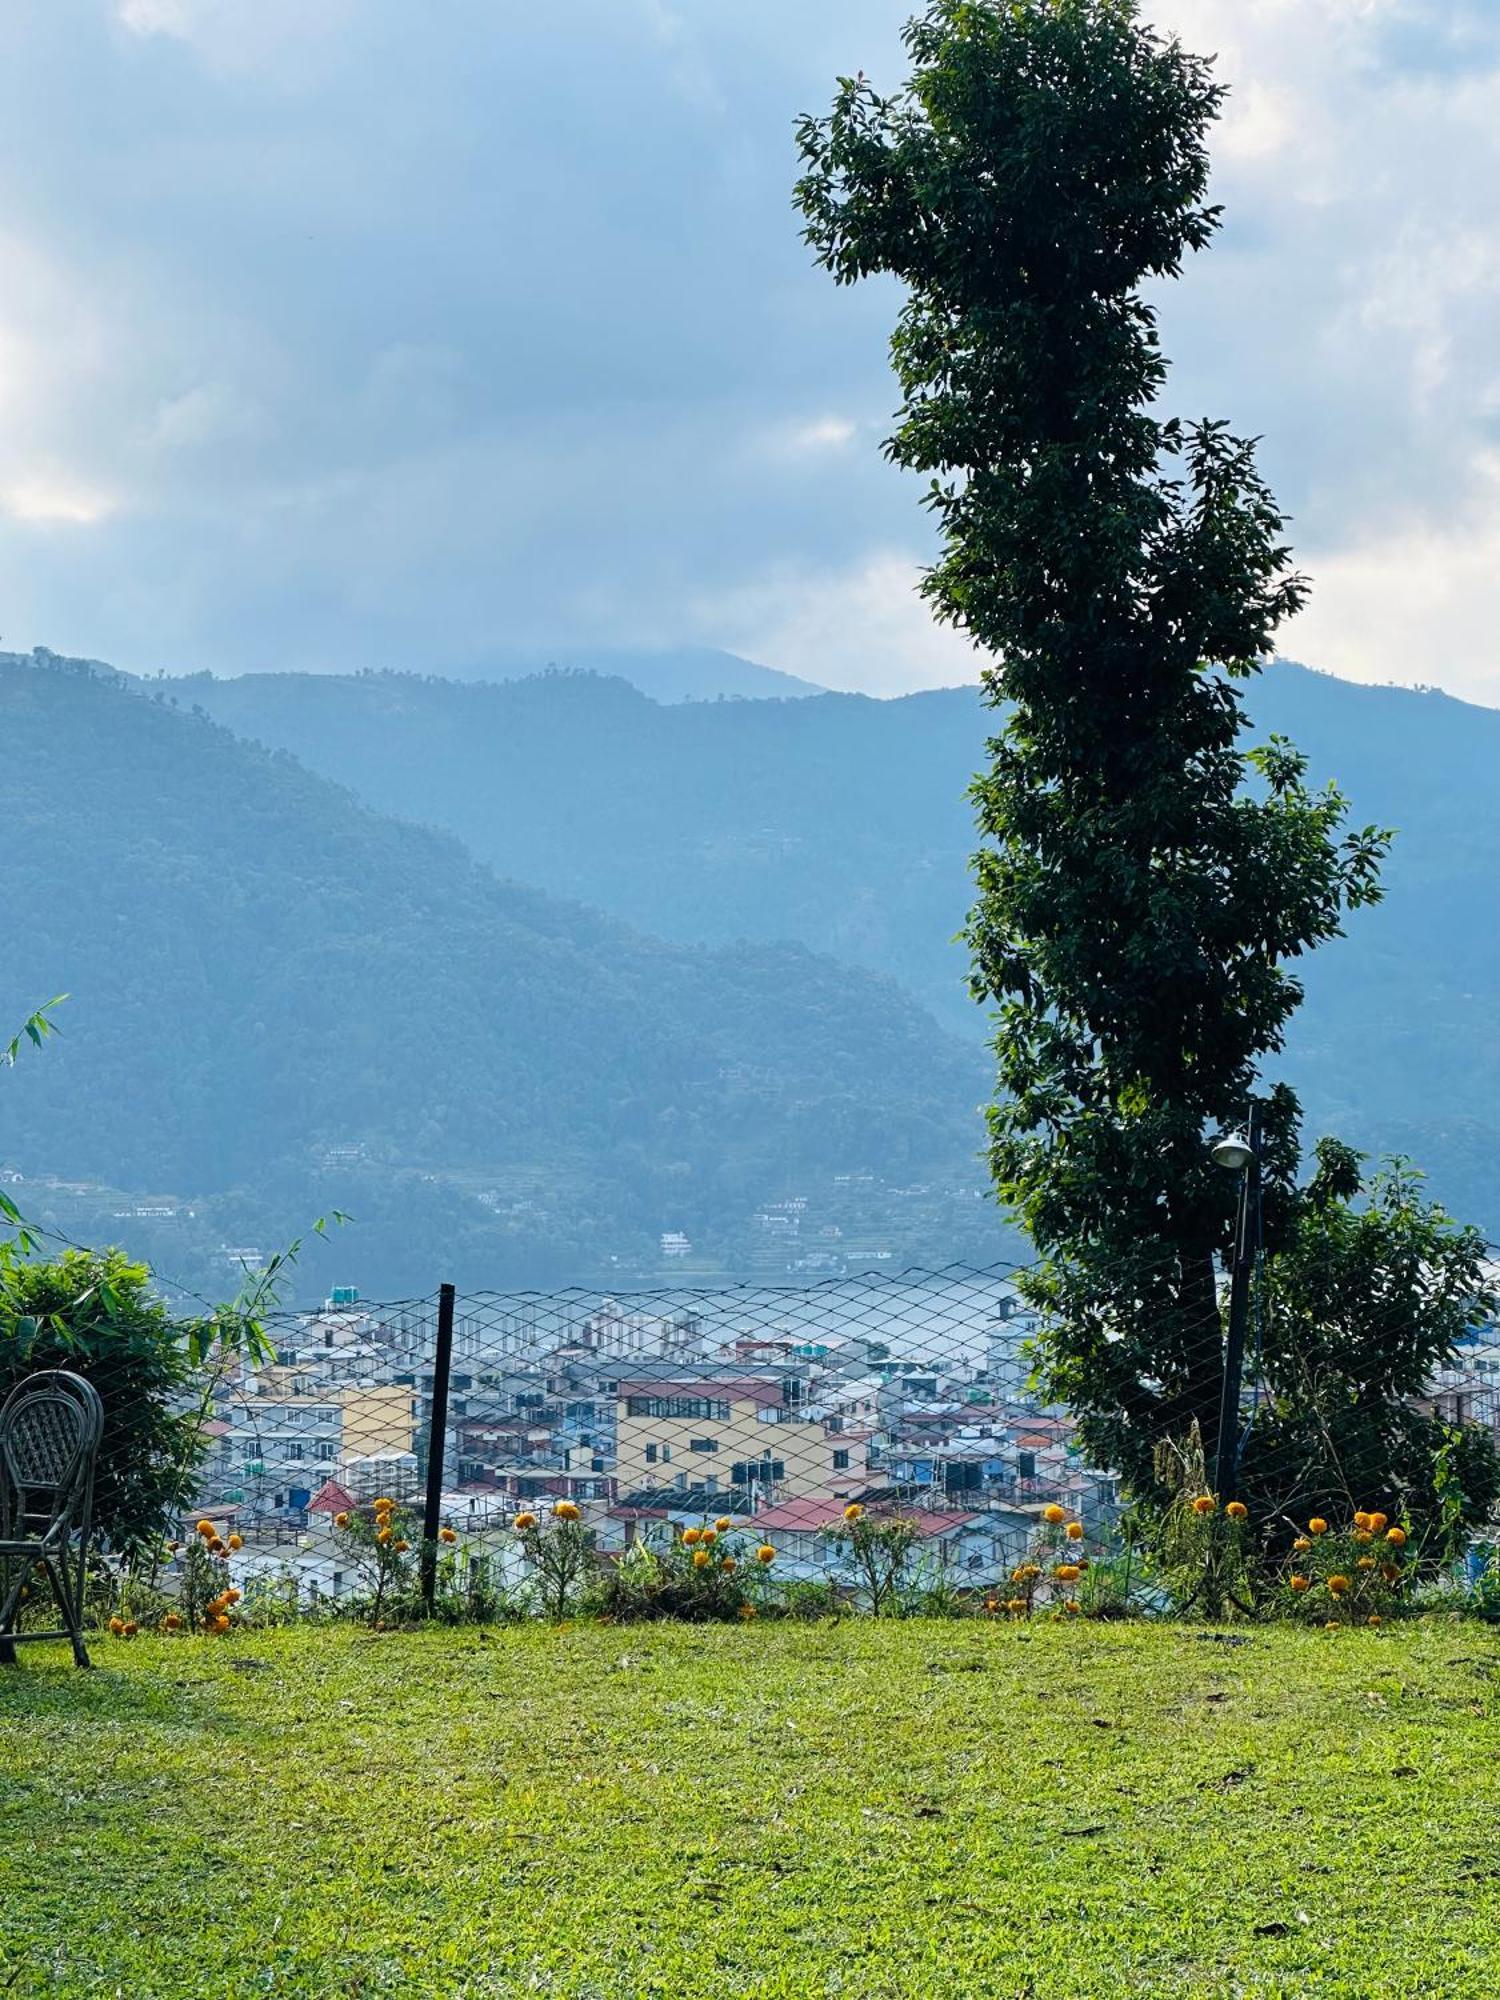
[793,1,1443,1503]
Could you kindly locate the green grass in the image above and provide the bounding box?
[3,1620,1500,1997]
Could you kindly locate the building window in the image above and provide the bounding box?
[645,1444,657,1465]
[624,1396,730,1421]
[730,1460,785,1485]
[689,1438,719,1454]
[832,1448,850,1471]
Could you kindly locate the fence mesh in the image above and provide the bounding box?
[7,1246,1500,1630]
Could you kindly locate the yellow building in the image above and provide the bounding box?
[339,1385,417,1462]
[614,1375,856,1505]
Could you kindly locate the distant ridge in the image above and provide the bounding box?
[455,646,825,703]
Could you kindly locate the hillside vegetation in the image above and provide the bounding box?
[0,655,995,1294]
[183,657,1500,1229]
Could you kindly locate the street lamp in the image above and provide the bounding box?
[1211,1102,1263,1501]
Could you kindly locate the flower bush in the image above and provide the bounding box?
[1279,1508,1408,1627]
[822,1505,920,1617]
[590,1515,771,1624]
[514,1501,596,1622]
[331,1496,419,1626]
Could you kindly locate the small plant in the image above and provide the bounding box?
[590,1515,764,1624]
[1148,1427,1255,1618]
[332,1497,418,1626]
[823,1504,919,1617]
[514,1501,595,1623]
[1278,1508,1408,1629]
[993,1502,1106,1621]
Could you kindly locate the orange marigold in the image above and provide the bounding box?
[1367,1614,1383,1627]
[1308,1518,1328,1536]
[372,1497,395,1512]
[213,1614,231,1633]
[1353,1529,1373,1545]
[1356,1556,1376,1572]
[1289,1575,1311,1593]
[393,1539,411,1554]
[720,1556,738,1573]
[1327,1574,1350,1597]
[335,1511,351,1529]
[692,1549,711,1570]
[376,1526,393,1545]
[756,1545,776,1565]
[1006,1597,1028,1615]
[738,1603,758,1621]
[163,1613,182,1632]
[1354,1511,1373,1532]
[227,1533,244,1551]
[1293,1536,1312,1553]
[1065,1520,1085,1539]
[1064,1600,1082,1614]
[513,1511,538,1531]
[1368,1512,1388,1534]
[1042,1504,1066,1525]
[701,1528,718,1545]
[439,1526,457,1544]
[1192,1495,1216,1516]
[715,1516,732,1534]
[1055,1563,1081,1583]
[108,1616,125,1635]
[1386,1526,1407,1548]
[843,1503,865,1523]
[1226,1501,1248,1522]
[682,1527,701,1547]
[554,1501,581,1522]
[195,1519,215,1539]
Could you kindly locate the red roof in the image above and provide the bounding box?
[616,1377,784,1409]
[752,1497,979,1536]
[307,1479,355,1516]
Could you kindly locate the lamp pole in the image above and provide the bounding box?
[1213,1100,1263,1502]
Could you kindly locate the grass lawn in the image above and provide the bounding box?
[3,1619,1500,1997]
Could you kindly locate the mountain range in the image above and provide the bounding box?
[174,653,1500,1233]
[0,651,1000,1298]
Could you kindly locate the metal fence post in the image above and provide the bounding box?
[421,1282,457,1615]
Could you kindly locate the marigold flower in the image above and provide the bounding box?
[394,1539,411,1554]
[738,1603,757,1620]
[513,1511,538,1531]
[1354,1512,1372,1532]
[1226,1501,1248,1521]
[692,1549,711,1569]
[985,1597,1001,1615]
[195,1519,215,1539]
[213,1614,231,1633]
[701,1528,718,1545]
[1326,1574,1350,1596]
[122,1620,138,1639]
[376,1526,393,1545]
[1293,1536,1311,1553]
[227,1533,243,1551]
[1386,1526,1407,1547]
[163,1613,182,1632]
[1064,1600,1082,1614]
[1356,1556,1376,1573]
[1353,1529,1373,1545]
[1006,1597,1028,1614]
[1289,1575,1311,1592]
[1192,1496,1216,1516]
[682,1527,701,1547]
[1065,1520,1085,1539]
[1055,1563,1081,1583]
[1042,1504,1066,1525]
[1308,1518,1328,1536]
[439,1527,457,1544]
[1324,1620,1341,1631]
[334,1512,350,1529]
[1368,1513,1388,1534]
[372,1497,395,1512]
[554,1501,581,1522]
[109,1616,125,1635]
[1367,1613,1383,1627]
[1381,1562,1402,1583]
[843,1503,865,1523]
[1010,1567,1026,1583]
[756,1545,776,1565]
[1022,1563,1041,1580]
[208,1539,226,1556]
[226,1588,242,1604]
[715,1516,732,1534]
[720,1556,737,1573]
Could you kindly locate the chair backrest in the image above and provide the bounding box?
[0,1370,105,1541]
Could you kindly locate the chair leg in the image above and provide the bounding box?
[43,1554,91,1670]
[0,1559,21,1666]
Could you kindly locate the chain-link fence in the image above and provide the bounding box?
[152,1252,1500,1616]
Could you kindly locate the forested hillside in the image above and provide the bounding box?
[0,655,1000,1296]
[181,657,1500,1231]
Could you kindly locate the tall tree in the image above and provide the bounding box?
[795,0,1389,1498]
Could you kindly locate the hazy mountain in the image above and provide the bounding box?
[178,655,1500,1231]
[0,653,1002,1297]
[425,646,820,703]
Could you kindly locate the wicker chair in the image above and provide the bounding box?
[0,1370,105,1668]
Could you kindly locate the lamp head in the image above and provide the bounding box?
[1211,1130,1255,1174]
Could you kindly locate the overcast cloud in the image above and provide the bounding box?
[0,1,1495,702]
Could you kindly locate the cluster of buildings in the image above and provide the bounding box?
[184,1285,1118,1601]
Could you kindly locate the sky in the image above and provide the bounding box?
[0,1,1496,703]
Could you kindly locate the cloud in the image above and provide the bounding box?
[0,1,1491,703]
